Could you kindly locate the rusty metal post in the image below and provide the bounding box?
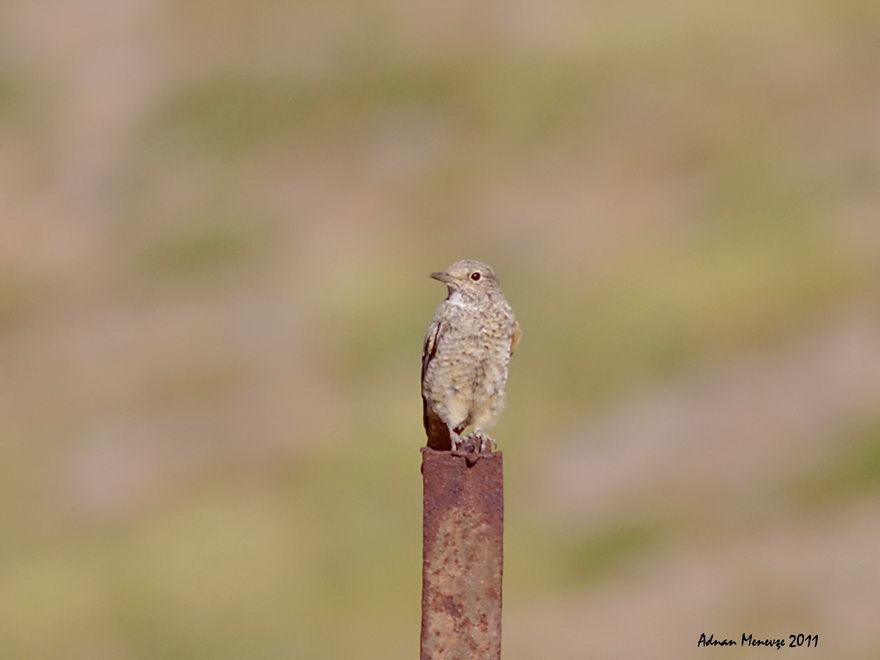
[420,447,503,660]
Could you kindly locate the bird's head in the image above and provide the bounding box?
[430,259,501,302]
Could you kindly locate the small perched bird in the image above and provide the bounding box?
[421,259,521,453]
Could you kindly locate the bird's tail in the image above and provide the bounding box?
[422,398,452,451]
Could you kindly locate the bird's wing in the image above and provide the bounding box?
[421,317,445,441]
[421,317,443,392]
[510,319,522,355]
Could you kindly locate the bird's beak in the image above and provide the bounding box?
[430,271,455,285]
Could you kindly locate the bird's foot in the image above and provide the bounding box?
[451,431,483,465]
[450,431,468,453]
[467,429,497,454]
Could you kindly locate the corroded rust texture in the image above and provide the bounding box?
[420,448,503,660]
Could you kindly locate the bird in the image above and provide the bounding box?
[421,259,521,454]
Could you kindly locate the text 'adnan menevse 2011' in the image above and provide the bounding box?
[697,633,819,649]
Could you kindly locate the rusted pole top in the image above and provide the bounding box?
[420,448,503,660]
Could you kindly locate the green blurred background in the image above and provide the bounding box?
[1,1,879,658]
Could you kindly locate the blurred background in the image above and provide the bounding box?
[1,1,879,658]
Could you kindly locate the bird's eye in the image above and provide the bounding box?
[470,272,481,281]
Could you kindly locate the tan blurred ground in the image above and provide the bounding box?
[1,1,879,658]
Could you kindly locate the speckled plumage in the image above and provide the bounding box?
[421,259,520,451]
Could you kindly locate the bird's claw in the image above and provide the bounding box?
[449,432,481,465]
[449,430,497,465]
[467,429,496,454]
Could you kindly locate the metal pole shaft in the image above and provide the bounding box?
[420,448,503,660]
